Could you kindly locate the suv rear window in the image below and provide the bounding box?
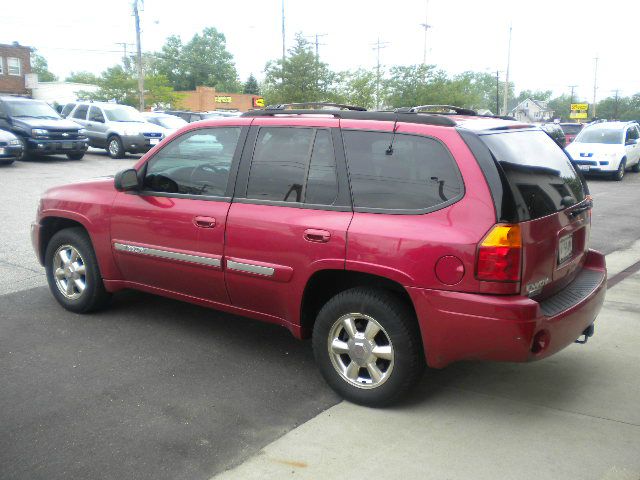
[559,124,582,135]
[480,130,586,220]
[343,131,463,212]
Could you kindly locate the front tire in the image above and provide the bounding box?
[16,137,32,161]
[312,287,424,407]
[612,159,626,181]
[45,227,111,313]
[107,136,125,159]
[66,152,85,160]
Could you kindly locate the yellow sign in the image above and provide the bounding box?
[570,112,588,119]
[215,96,233,103]
[253,97,265,108]
[571,103,589,111]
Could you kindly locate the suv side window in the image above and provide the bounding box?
[143,127,240,197]
[343,131,463,211]
[73,105,89,120]
[628,125,639,141]
[245,127,338,205]
[88,106,105,123]
[61,103,75,118]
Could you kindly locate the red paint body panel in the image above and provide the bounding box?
[409,250,606,368]
[224,202,352,324]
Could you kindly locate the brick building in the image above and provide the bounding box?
[176,85,263,112]
[0,43,32,96]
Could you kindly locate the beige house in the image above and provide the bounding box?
[510,98,554,123]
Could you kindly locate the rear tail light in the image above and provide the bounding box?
[476,224,522,282]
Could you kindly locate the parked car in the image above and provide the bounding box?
[31,105,605,406]
[540,122,566,148]
[60,102,76,118]
[68,102,165,158]
[161,110,241,123]
[0,96,88,161]
[0,129,23,165]
[566,121,640,180]
[559,122,584,144]
[142,112,188,135]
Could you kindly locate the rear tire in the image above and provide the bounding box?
[45,227,111,313]
[312,287,424,407]
[107,136,125,159]
[66,152,85,160]
[631,160,640,173]
[612,159,626,181]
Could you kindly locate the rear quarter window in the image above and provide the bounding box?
[342,130,463,212]
[480,129,586,221]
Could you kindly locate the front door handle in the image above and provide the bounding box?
[194,216,216,228]
[304,228,331,243]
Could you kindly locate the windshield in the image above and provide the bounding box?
[104,106,145,122]
[157,116,187,129]
[560,124,582,135]
[5,100,60,119]
[575,128,623,144]
[481,130,586,220]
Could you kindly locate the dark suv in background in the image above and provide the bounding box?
[0,96,88,160]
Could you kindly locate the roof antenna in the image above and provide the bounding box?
[386,111,400,155]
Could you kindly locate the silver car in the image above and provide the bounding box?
[69,102,165,158]
[142,112,188,136]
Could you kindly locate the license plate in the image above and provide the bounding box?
[149,138,160,145]
[579,165,590,172]
[62,142,72,149]
[558,234,573,265]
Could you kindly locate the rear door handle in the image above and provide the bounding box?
[194,216,216,228]
[304,229,331,243]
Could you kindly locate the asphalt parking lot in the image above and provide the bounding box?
[1,151,639,480]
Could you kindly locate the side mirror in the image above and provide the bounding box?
[114,168,141,192]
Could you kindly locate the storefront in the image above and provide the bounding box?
[176,85,263,112]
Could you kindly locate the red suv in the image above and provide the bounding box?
[32,104,606,406]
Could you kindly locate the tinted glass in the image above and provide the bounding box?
[559,124,582,135]
[627,126,639,140]
[61,103,75,117]
[575,128,623,144]
[6,100,60,119]
[104,106,145,122]
[343,131,463,211]
[72,105,88,120]
[88,106,104,122]
[143,127,240,196]
[481,130,586,220]
[247,127,314,203]
[305,130,338,205]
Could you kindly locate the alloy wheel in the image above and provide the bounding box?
[327,313,394,389]
[52,244,87,300]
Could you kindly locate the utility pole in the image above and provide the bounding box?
[132,0,144,111]
[592,56,599,119]
[612,89,620,119]
[371,37,390,110]
[502,24,512,116]
[420,0,432,65]
[496,70,500,115]
[568,85,577,120]
[304,33,327,90]
[281,0,286,84]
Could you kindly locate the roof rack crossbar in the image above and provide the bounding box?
[410,105,478,116]
[265,102,367,111]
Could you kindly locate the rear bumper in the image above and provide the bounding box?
[120,134,161,153]
[408,249,607,369]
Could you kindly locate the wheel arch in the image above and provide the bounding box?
[299,269,417,339]
[38,216,90,265]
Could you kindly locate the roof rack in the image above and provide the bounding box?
[265,102,367,111]
[241,109,457,127]
[409,105,478,116]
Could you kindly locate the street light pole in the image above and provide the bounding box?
[502,24,512,116]
[420,0,431,65]
[496,70,500,115]
[133,0,144,111]
[592,56,599,119]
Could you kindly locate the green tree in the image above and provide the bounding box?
[153,28,240,92]
[78,65,181,109]
[383,64,452,108]
[262,33,340,105]
[337,68,377,109]
[30,51,57,82]
[548,94,574,121]
[243,74,260,95]
[65,71,100,84]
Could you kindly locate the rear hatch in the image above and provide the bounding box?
[479,129,591,299]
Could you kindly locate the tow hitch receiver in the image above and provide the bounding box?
[575,324,595,344]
